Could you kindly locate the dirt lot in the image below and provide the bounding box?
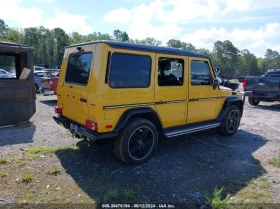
[0,92,280,208]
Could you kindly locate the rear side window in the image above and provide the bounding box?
[109,53,151,88]
[65,52,93,85]
[190,60,212,85]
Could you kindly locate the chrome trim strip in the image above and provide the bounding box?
[165,99,187,104]
[189,96,237,102]
[103,102,155,109]
[165,123,220,138]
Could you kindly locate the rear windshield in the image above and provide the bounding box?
[65,52,93,85]
[265,71,280,77]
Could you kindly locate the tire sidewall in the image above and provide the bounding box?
[220,105,241,136]
[121,120,158,164]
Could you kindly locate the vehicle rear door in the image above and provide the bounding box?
[154,54,187,128]
[59,44,96,125]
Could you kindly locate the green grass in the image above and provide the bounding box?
[206,187,231,209]
[26,146,78,160]
[0,170,8,177]
[27,146,60,155]
[123,188,134,199]
[0,157,7,164]
[268,153,280,168]
[234,176,273,203]
[106,188,119,201]
[20,172,33,183]
[46,165,61,175]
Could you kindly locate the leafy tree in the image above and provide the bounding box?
[0,19,7,37]
[166,39,182,48]
[265,49,279,59]
[53,27,69,64]
[113,29,129,42]
[5,29,24,44]
[239,49,260,76]
[213,40,240,76]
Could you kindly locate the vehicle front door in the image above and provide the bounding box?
[187,58,218,124]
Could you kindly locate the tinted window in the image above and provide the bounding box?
[65,52,93,85]
[158,58,184,86]
[265,71,280,77]
[109,53,151,88]
[191,60,212,85]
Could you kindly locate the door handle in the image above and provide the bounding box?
[80,98,87,103]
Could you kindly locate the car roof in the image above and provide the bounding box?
[65,40,209,59]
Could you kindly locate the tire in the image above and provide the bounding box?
[217,105,241,136]
[114,118,158,165]
[248,97,260,106]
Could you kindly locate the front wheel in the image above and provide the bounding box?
[248,97,260,106]
[217,105,241,136]
[114,118,158,165]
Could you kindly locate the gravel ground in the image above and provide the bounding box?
[0,91,280,208]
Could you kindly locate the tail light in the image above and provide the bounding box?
[50,80,55,89]
[55,106,62,115]
[243,79,247,89]
[86,119,98,131]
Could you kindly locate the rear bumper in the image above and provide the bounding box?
[53,114,118,140]
[40,87,55,95]
[244,91,280,99]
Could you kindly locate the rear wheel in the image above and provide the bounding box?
[248,97,260,106]
[217,105,241,136]
[114,118,158,165]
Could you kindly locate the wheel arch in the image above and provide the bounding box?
[216,97,244,121]
[114,108,163,133]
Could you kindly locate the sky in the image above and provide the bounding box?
[1,0,280,57]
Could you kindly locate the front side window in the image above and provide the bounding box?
[109,53,151,88]
[65,52,93,85]
[190,60,212,85]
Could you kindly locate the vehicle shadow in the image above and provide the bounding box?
[250,103,280,112]
[56,129,268,206]
[40,99,57,107]
[0,123,35,146]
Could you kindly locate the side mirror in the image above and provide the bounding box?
[213,77,221,90]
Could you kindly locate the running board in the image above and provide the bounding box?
[163,122,220,138]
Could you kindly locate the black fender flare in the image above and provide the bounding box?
[216,97,244,121]
[113,108,163,133]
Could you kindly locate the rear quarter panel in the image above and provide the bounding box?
[95,45,157,133]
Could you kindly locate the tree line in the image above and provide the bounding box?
[0,18,279,76]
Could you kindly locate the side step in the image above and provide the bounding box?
[163,122,220,138]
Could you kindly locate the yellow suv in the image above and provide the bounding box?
[53,41,245,164]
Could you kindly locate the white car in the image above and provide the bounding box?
[0,69,15,78]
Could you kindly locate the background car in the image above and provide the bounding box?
[34,71,48,92]
[0,69,15,78]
